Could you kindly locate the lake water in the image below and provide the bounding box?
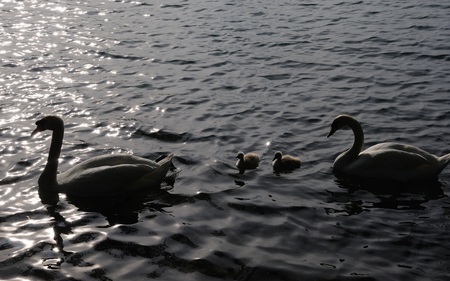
[1,0,450,280]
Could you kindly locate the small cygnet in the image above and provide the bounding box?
[236,151,260,174]
[272,151,301,173]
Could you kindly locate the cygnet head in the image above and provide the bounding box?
[236,151,245,160]
[273,151,283,161]
[32,116,64,136]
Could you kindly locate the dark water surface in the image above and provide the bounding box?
[1,0,450,280]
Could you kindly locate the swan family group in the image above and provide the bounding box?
[32,115,450,197]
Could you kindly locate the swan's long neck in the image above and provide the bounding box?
[38,126,64,189]
[348,118,364,157]
[334,118,364,169]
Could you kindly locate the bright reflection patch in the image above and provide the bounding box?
[155,106,166,113]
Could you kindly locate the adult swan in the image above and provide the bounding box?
[327,114,450,182]
[32,116,174,197]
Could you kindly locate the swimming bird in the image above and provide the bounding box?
[236,151,260,174]
[272,151,301,173]
[32,116,174,197]
[327,114,450,182]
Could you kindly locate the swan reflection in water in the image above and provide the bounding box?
[37,171,181,269]
[326,171,445,216]
[38,177,178,224]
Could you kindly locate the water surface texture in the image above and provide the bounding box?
[1,0,450,280]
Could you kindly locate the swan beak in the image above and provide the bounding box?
[327,128,337,138]
[31,127,41,136]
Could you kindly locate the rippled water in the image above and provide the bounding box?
[1,0,450,280]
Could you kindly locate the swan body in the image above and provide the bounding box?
[33,116,174,197]
[236,152,260,174]
[272,151,301,172]
[327,114,450,182]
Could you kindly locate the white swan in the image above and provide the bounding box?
[32,116,174,197]
[327,114,450,182]
[236,151,260,174]
[272,151,301,173]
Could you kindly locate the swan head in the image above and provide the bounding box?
[32,116,64,136]
[273,151,283,161]
[327,114,355,138]
[236,152,245,160]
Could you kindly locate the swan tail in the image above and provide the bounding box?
[151,153,174,181]
[437,153,450,173]
[129,154,174,191]
[439,153,450,165]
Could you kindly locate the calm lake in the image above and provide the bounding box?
[1,0,449,280]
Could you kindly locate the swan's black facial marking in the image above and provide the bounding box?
[35,119,46,128]
[328,121,339,138]
[35,118,49,131]
[332,118,343,129]
[32,117,50,136]
[328,115,350,138]
[32,116,64,135]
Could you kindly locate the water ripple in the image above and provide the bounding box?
[1,0,450,280]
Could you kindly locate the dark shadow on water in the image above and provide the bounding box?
[66,189,172,225]
[332,170,445,195]
[36,181,262,280]
[328,171,446,214]
[39,173,179,226]
[35,172,182,270]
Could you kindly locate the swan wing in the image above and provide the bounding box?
[58,164,155,196]
[63,154,159,179]
[363,142,439,164]
[345,148,440,181]
[355,149,435,171]
[58,154,173,197]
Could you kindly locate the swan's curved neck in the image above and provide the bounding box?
[39,126,63,189]
[347,118,364,158]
